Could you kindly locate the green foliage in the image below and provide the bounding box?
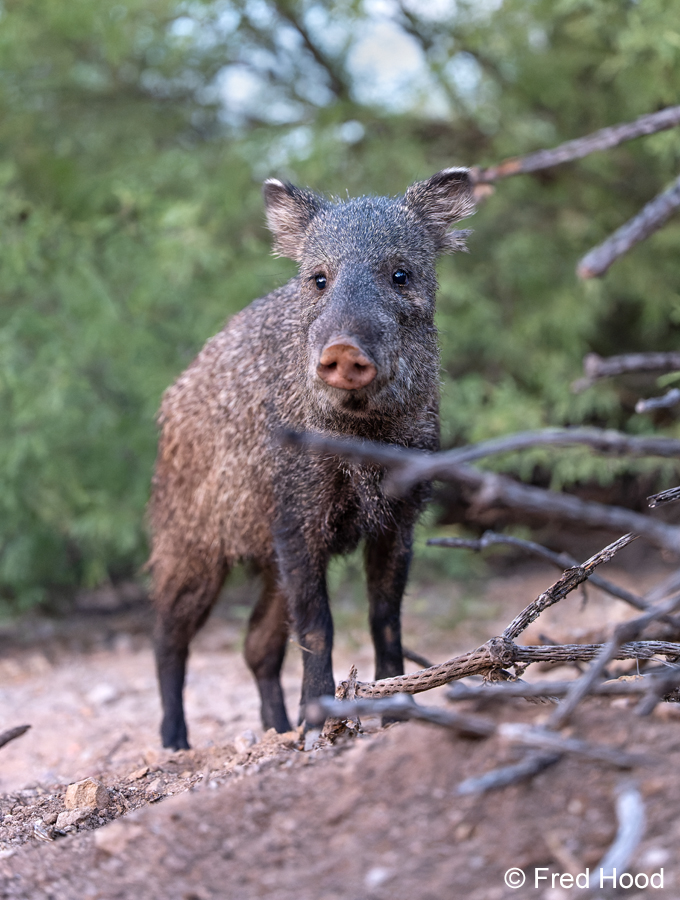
[1,0,680,609]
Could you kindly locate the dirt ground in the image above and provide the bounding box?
[1,540,679,899]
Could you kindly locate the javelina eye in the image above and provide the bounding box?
[392,270,409,287]
[314,274,327,291]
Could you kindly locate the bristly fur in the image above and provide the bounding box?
[149,168,475,750]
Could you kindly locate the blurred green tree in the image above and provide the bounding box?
[1,0,679,608]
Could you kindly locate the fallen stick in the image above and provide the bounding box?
[498,723,643,769]
[286,426,680,486]
[306,694,495,738]
[457,752,561,795]
[447,672,680,703]
[0,725,31,750]
[588,783,646,892]
[472,106,680,183]
[578,174,680,278]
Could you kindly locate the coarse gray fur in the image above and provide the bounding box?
[149,167,475,749]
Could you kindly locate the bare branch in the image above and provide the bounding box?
[305,693,495,738]
[573,352,680,391]
[548,592,680,730]
[427,465,680,556]
[648,485,680,508]
[447,672,680,702]
[636,388,680,413]
[635,670,680,716]
[589,783,646,891]
[457,752,561,795]
[472,106,680,183]
[433,530,653,613]
[0,725,30,750]
[578,174,680,278]
[498,723,643,769]
[285,426,680,488]
[271,1,349,101]
[283,428,680,555]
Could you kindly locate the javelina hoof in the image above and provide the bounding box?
[161,719,190,751]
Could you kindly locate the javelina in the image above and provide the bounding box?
[149,168,475,749]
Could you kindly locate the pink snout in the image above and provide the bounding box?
[316,339,377,390]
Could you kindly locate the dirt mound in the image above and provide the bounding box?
[1,556,679,899]
[2,701,679,900]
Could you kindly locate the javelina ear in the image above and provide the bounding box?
[263,179,327,261]
[404,167,476,253]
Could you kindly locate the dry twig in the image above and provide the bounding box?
[349,535,680,700]
[472,106,680,183]
[648,485,680,508]
[306,693,494,738]
[447,672,680,703]
[588,783,646,892]
[636,388,680,413]
[457,752,561,795]
[573,351,680,392]
[498,723,643,769]
[0,725,30,750]
[403,647,436,670]
[578,174,680,278]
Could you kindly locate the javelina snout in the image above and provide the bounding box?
[149,167,475,750]
[316,337,377,390]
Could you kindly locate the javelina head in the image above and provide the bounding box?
[263,169,475,421]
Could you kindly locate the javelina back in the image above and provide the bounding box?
[149,168,475,749]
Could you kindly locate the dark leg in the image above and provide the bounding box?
[244,566,292,733]
[273,530,335,726]
[153,558,228,750]
[365,524,414,681]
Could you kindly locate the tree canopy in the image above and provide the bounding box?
[1,0,680,609]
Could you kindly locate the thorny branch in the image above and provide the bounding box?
[341,535,680,701]
[502,535,636,639]
[648,485,680,508]
[471,106,680,184]
[314,533,680,795]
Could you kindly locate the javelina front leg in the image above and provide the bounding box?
[244,565,292,733]
[274,534,335,725]
[365,525,413,680]
[153,562,227,750]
